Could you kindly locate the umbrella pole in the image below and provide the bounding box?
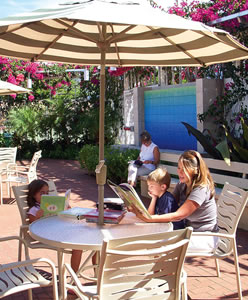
[96,47,106,225]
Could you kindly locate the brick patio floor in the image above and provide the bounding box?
[0,158,247,300]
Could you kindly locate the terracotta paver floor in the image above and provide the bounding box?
[0,158,247,300]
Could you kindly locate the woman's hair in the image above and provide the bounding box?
[27,179,48,208]
[179,150,215,198]
[147,167,171,188]
[140,131,151,143]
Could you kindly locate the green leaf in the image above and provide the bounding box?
[215,140,231,166]
[241,117,248,144]
[181,122,223,160]
[223,125,248,162]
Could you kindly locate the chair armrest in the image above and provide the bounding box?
[192,231,234,239]
[11,170,29,176]
[7,164,29,173]
[0,257,57,273]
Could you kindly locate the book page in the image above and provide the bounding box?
[64,189,71,209]
[107,180,151,219]
[41,195,66,216]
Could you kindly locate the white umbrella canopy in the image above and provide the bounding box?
[0,1,247,66]
[0,80,31,95]
[0,0,248,223]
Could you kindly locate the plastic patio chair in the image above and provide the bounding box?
[187,182,248,300]
[12,181,71,261]
[0,147,17,204]
[63,227,193,300]
[1,150,42,201]
[0,235,58,300]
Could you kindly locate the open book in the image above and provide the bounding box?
[107,180,151,219]
[41,189,71,217]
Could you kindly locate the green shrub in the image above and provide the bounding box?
[0,133,13,147]
[79,145,139,183]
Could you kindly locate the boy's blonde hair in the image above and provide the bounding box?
[147,167,171,188]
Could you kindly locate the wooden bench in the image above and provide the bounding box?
[140,151,248,199]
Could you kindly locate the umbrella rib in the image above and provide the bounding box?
[34,20,79,61]
[97,23,104,41]
[107,25,136,44]
[147,27,205,66]
[0,22,33,37]
[110,24,121,66]
[56,19,98,44]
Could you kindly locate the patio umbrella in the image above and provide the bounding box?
[0,0,248,224]
[0,80,31,95]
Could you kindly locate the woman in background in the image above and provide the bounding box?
[127,131,160,187]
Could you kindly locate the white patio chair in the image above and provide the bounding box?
[2,150,42,200]
[63,227,193,300]
[0,146,17,204]
[12,181,70,261]
[187,183,248,300]
[0,235,58,300]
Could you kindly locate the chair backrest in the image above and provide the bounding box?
[97,227,192,300]
[0,147,17,169]
[13,180,58,227]
[217,182,248,253]
[27,150,42,182]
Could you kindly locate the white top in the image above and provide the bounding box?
[27,203,40,217]
[29,212,172,251]
[140,142,157,171]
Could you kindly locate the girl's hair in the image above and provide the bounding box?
[27,179,48,208]
[147,167,171,188]
[179,150,215,198]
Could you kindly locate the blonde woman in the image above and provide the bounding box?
[132,150,219,252]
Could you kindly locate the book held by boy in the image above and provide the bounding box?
[41,189,71,217]
[107,180,151,219]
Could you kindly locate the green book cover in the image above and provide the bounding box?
[41,189,71,216]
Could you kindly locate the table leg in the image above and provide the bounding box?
[57,249,65,300]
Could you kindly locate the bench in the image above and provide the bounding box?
[140,151,248,199]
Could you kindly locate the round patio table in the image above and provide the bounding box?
[29,212,172,300]
[29,212,173,251]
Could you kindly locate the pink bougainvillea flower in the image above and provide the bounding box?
[7,74,17,85]
[16,73,24,82]
[10,94,17,99]
[51,90,56,96]
[28,94,35,101]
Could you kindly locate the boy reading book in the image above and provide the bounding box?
[146,168,184,230]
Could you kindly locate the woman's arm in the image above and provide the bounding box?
[133,199,199,223]
[153,146,160,166]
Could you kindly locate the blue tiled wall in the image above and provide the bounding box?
[144,85,197,151]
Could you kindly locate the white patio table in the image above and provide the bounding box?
[29,212,173,299]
